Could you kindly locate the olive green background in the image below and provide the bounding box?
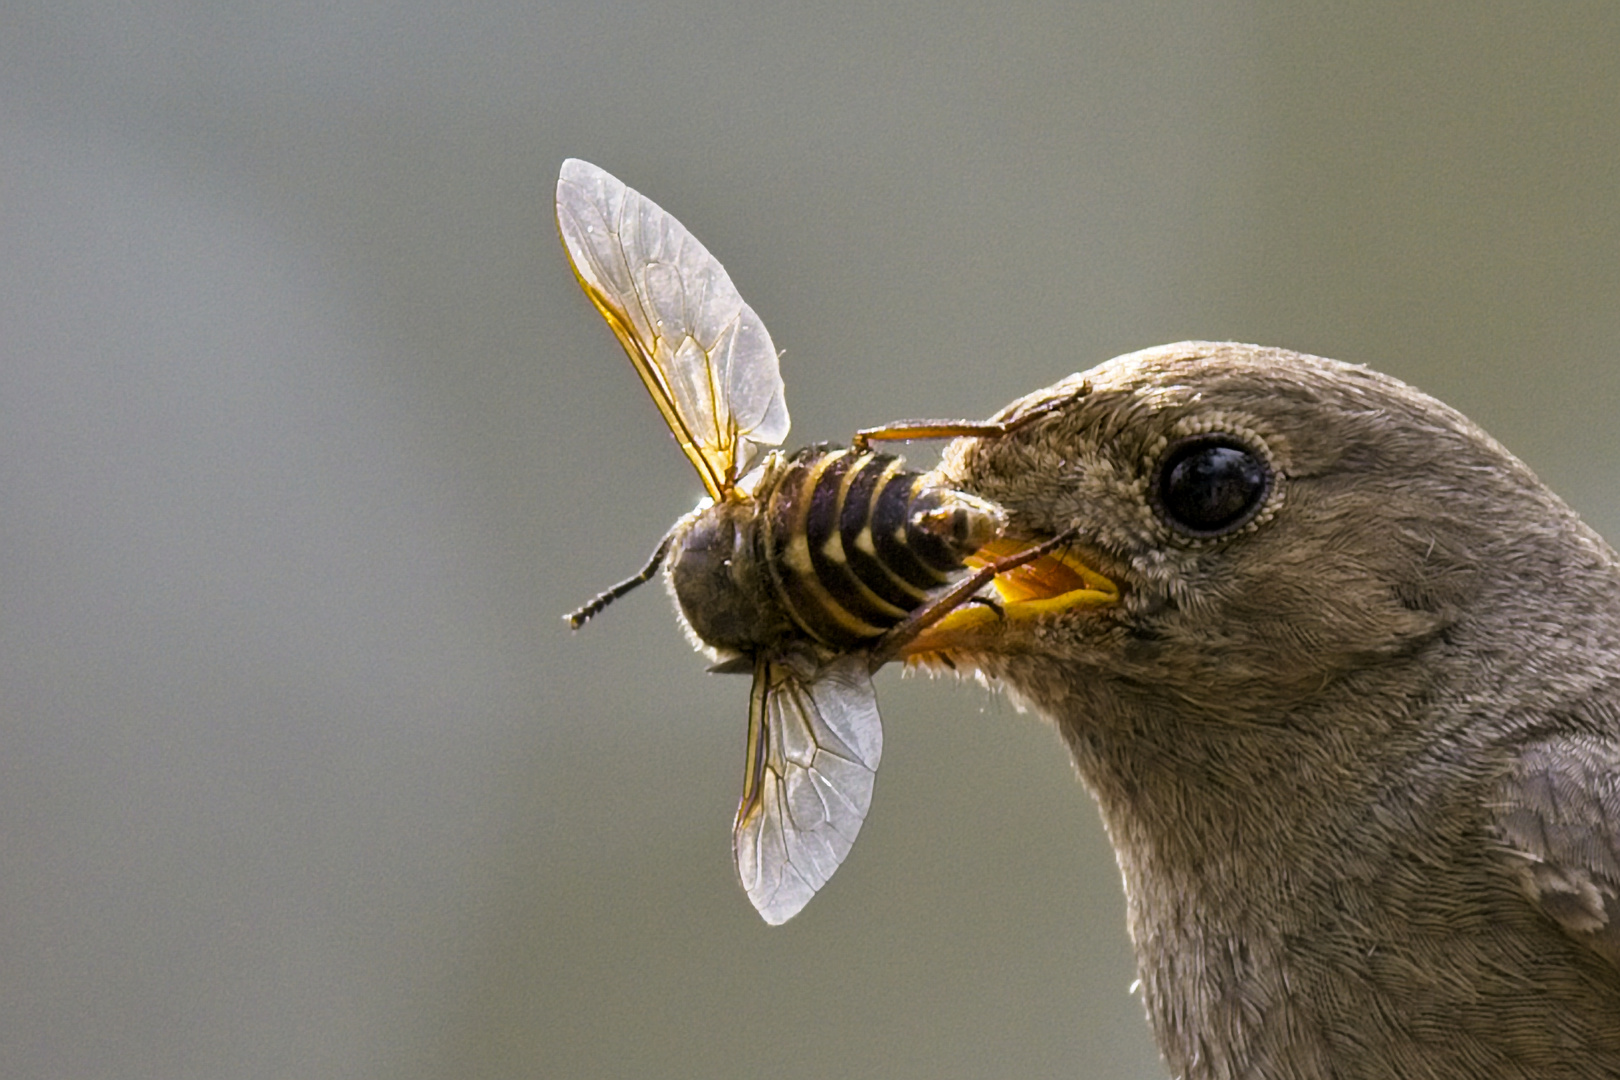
[3,4,1617,1078]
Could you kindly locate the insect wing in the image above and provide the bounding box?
[556,159,790,499]
[733,653,884,924]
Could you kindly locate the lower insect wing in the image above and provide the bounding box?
[733,653,884,925]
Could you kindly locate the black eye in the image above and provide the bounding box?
[1157,436,1270,536]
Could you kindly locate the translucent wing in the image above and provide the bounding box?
[556,158,790,499]
[733,652,884,924]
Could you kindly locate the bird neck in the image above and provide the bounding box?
[1033,657,1498,1079]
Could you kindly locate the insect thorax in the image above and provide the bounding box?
[664,491,795,655]
[666,447,1007,656]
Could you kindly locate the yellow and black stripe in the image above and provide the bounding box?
[758,447,995,649]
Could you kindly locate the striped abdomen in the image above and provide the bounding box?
[758,447,1006,649]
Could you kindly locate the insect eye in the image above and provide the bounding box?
[1156,436,1270,536]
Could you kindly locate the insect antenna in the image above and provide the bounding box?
[565,531,676,629]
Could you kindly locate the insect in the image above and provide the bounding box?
[557,159,1078,924]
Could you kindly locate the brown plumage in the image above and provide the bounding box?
[917,342,1620,1079]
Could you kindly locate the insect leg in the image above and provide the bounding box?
[850,382,1089,452]
[564,530,676,629]
[734,656,772,833]
[865,526,1083,670]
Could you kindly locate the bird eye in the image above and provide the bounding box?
[1156,436,1270,536]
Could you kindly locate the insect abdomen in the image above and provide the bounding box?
[761,448,1005,649]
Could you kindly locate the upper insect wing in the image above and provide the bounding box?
[734,652,884,925]
[556,159,790,499]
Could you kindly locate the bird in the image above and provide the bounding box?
[907,342,1620,1079]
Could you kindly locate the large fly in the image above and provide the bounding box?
[557,159,1076,923]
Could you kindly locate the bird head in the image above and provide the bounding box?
[912,342,1616,737]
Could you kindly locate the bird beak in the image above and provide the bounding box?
[902,537,1119,658]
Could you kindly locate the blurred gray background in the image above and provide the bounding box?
[3,3,1617,1078]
